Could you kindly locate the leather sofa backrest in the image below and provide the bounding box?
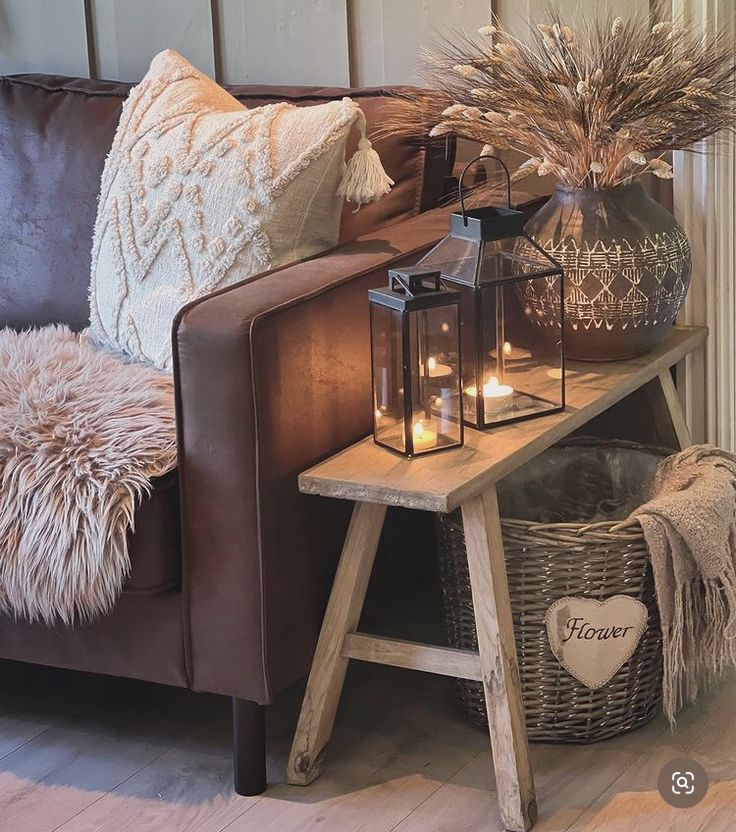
[0,74,450,331]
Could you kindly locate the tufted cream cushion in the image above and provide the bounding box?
[90,49,363,370]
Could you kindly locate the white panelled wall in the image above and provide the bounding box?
[0,0,90,76]
[673,0,736,450]
[90,0,216,81]
[0,0,729,445]
[0,0,650,86]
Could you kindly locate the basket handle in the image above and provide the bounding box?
[458,154,513,226]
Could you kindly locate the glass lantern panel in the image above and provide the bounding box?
[371,304,406,453]
[419,236,481,284]
[407,305,462,455]
[479,275,564,426]
[458,285,484,428]
[478,236,558,283]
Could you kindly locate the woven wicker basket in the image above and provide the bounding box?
[437,438,666,743]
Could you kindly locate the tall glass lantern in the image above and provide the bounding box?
[418,156,565,430]
[369,266,463,457]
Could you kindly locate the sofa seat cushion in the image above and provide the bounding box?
[125,469,180,595]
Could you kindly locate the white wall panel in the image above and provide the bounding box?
[90,0,215,82]
[0,0,89,76]
[350,0,491,87]
[217,0,349,86]
[496,0,645,44]
[0,0,656,87]
[349,0,650,88]
[673,0,736,449]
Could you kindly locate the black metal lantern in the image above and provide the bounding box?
[418,155,565,430]
[369,266,463,457]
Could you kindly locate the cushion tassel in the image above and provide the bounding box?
[337,106,394,210]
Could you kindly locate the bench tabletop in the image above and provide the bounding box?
[299,326,707,513]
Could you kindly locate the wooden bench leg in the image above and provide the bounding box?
[287,500,387,786]
[461,488,537,832]
[645,369,692,450]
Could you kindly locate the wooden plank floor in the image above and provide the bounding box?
[1,656,734,832]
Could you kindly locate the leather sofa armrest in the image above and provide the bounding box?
[172,207,451,702]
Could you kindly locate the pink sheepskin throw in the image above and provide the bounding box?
[0,325,176,624]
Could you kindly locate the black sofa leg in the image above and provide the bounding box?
[232,698,267,796]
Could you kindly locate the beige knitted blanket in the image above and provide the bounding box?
[633,445,736,724]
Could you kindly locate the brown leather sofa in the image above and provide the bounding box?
[0,74,455,794]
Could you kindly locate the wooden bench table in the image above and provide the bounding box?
[286,325,706,832]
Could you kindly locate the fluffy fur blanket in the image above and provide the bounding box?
[0,325,176,624]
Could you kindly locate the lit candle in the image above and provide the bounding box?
[423,356,453,378]
[490,342,533,363]
[412,419,438,452]
[374,405,397,430]
[465,376,514,416]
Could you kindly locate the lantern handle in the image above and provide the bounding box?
[459,154,513,226]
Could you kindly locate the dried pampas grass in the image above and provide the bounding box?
[384,5,736,190]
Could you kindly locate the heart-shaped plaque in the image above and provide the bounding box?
[546,596,648,689]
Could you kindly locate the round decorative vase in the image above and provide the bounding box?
[518,182,692,361]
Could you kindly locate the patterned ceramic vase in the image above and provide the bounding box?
[518,182,691,361]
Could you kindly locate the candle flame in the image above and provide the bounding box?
[503,341,512,356]
[427,356,437,371]
[465,378,514,398]
[414,421,425,438]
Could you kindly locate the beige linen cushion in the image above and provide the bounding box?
[90,49,364,370]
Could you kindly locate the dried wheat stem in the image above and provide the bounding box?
[380,5,736,190]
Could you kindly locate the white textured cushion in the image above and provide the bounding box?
[90,49,363,370]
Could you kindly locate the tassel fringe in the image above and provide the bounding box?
[662,574,736,727]
[337,103,394,210]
